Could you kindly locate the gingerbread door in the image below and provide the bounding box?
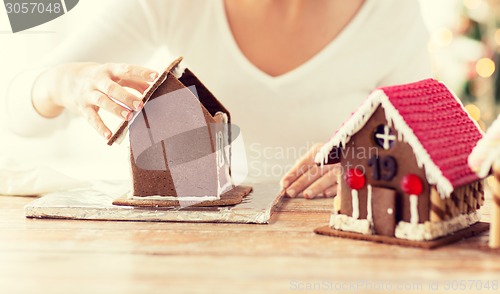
[371,186,397,237]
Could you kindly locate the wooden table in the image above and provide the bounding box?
[1,195,499,294]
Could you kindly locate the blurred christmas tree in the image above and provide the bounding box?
[422,0,499,129]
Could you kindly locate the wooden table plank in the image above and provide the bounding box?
[0,195,499,294]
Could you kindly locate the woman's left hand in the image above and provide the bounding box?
[281,143,339,199]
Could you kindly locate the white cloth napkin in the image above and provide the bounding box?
[0,157,89,196]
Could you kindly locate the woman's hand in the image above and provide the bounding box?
[281,143,339,199]
[32,62,158,139]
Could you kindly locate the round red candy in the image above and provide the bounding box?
[345,168,365,190]
[401,174,423,195]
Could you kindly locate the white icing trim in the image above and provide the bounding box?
[172,62,186,79]
[367,184,373,223]
[469,114,500,178]
[315,84,473,198]
[128,194,218,201]
[352,189,359,219]
[375,125,396,150]
[410,195,419,225]
[449,89,484,137]
[475,146,500,178]
[329,213,373,235]
[215,112,233,195]
[395,211,480,241]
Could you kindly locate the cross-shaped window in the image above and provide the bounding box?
[374,125,396,150]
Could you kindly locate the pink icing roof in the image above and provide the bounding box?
[380,78,482,188]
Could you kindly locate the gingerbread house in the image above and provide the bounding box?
[469,117,500,249]
[314,79,488,248]
[108,57,251,207]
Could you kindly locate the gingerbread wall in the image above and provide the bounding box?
[130,73,225,197]
[338,106,430,223]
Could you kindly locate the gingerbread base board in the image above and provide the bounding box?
[314,222,490,249]
[112,185,252,208]
[24,181,281,224]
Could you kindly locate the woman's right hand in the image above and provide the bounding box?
[32,62,158,139]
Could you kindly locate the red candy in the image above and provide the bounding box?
[345,168,366,190]
[401,174,423,195]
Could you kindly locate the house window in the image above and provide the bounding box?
[374,124,396,150]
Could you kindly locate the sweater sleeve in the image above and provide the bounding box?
[5,67,71,137]
[4,0,167,137]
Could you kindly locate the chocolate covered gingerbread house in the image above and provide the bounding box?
[314,79,488,248]
[108,57,251,207]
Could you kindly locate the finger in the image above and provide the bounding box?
[117,78,150,93]
[284,163,338,194]
[286,165,324,198]
[324,185,339,198]
[281,163,312,190]
[303,170,338,199]
[90,91,133,121]
[281,150,315,188]
[81,107,111,139]
[281,144,323,188]
[108,63,158,83]
[96,79,143,111]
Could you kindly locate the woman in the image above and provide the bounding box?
[5,0,431,198]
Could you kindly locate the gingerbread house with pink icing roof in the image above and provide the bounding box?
[314,78,488,248]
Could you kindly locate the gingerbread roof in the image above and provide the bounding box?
[107,57,183,146]
[316,78,483,198]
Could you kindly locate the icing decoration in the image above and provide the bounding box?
[381,156,397,181]
[410,195,419,224]
[492,193,500,248]
[368,156,397,181]
[471,113,500,248]
[374,125,396,150]
[345,168,365,190]
[367,184,373,223]
[215,112,233,195]
[333,173,342,213]
[469,114,500,178]
[172,62,187,78]
[401,174,423,195]
[345,168,365,220]
[315,79,483,198]
[352,190,359,219]
[329,213,373,235]
[395,211,480,241]
[401,174,423,225]
[129,194,218,201]
[367,156,380,181]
